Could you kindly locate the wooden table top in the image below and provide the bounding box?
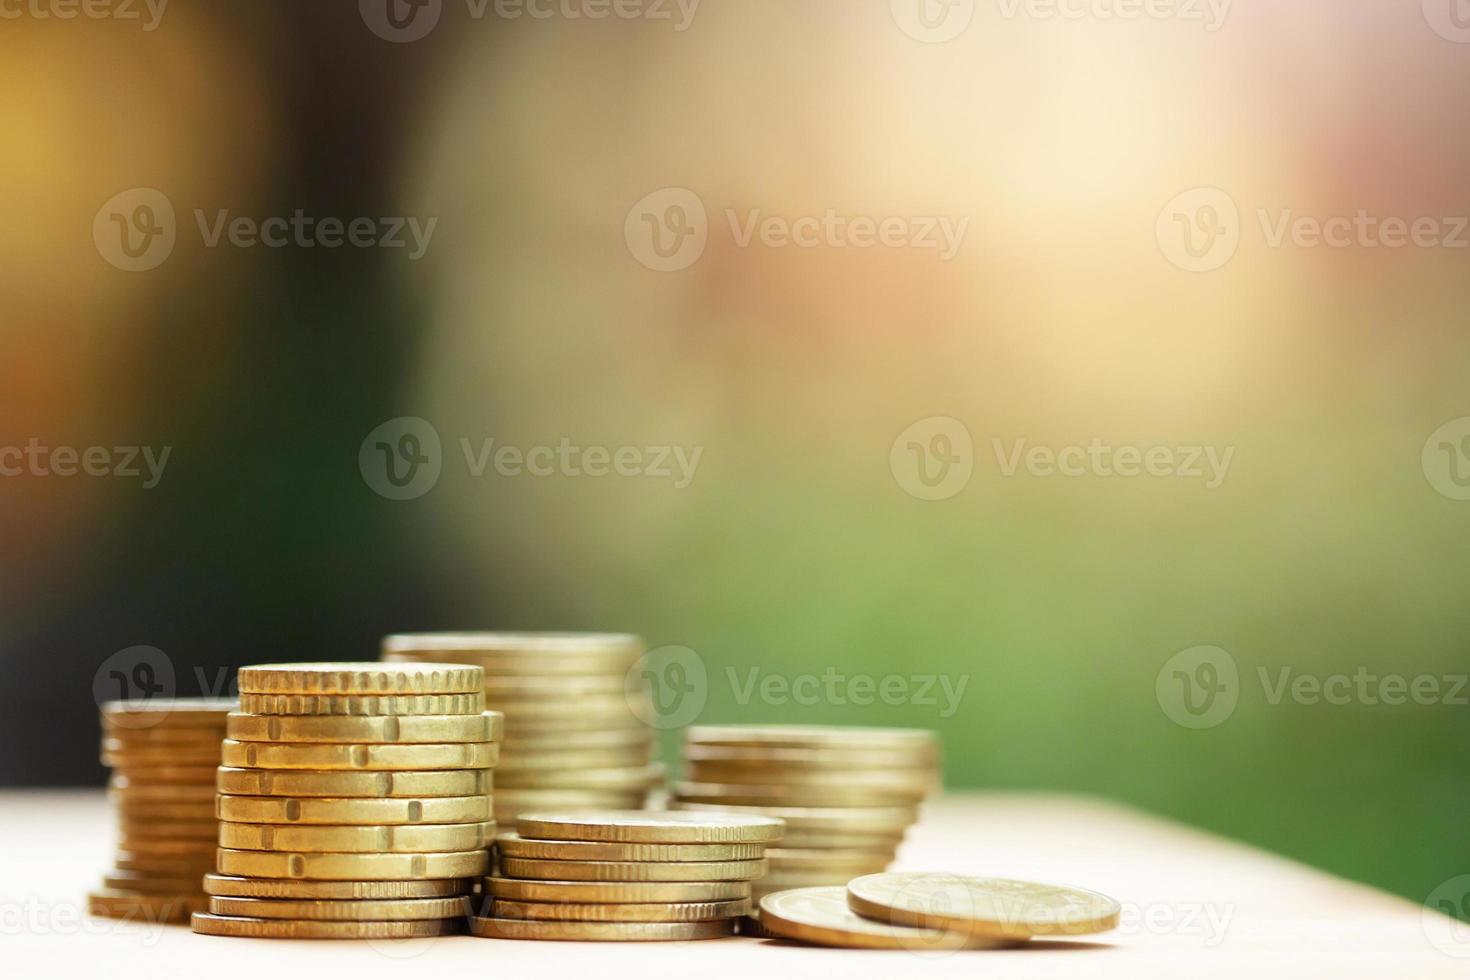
[1,789,1460,976]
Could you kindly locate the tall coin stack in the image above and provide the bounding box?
[91,698,236,923]
[472,810,784,941]
[671,725,940,906]
[191,662,498,940]
[381,634,661,825]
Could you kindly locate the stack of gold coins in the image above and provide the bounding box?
[470,810,784,941]
[91,698,237,923]
[191,662,497,940]
[671,725,940,907]
[381,634,661,825]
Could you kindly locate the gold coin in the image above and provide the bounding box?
[845,873,1122,940]
[504,714,648,734]
[500,728,651,751]
[101,699,236,731]
[382,632,641,660]
[218,821,495,853]
[102,872,205,894]
[670,800,918,833]
[215,848,490,880]
[225,711,503,744]
[484,877,750,904]
[751,871,863,894]
[760,886,1019,950]
[238,662,483,696]
[191,912,462,938]
[109,782,217,804]
[219,739,497,771]
[113,852,214,874]
[517,810,785,844]
[102,764,219,783]
[497,747,653,771]
[466,915,732,941]
[774,829,904,850]
[766,848,893,873]
[497,764,663,791]
[217,794,491,825]
[674,781,926,807]
[203,873,469,899]
[481,674,626,696]
[685,725,938,752]
[385,651,638,677]
[238,691,485,716]
[496,832,764,863]
[494,789,649,821]
[115,801,217,821]
[208,895,471,920]
[102,726,225,746]
[102,742,223,764]
[486,696,633,719]
[499,857,767,882]
[88,890,203,923]
[490,898,750,922]
[684,764,936,795]
[117,837,218,857]
[216,766,489,798]
[683,744,939,769]
[737,913,776,938]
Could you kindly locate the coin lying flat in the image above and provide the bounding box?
[238,662,483,696]
[517,811,785,844]
[845,873,1121,940]
[225,711,503,744]
[497,728,651,752]
[113,851,215,874]
[683,744,938,769]
[191,912,462,939]
[670,801,918,833]
[117,836,218,857]
[117,818,219,840]
[102,742,223,765]
[684,764,936,795]
[238,692,486,716]
[466,915,733,942]
[495,832,764,863]
[114,801,218,820]
[102,699,237,731]
[219,739,497,771]
[483,876,750,904]
[203,873,470,900]
[103,873,207,895]
[218,821,495,853]
[760,887,1018,950]
[674,781,925,807]
[215,767,489,798]
[495,763,662,791]
[207,895,471,921]
[215,848,490,880]
[480,675,626,696]
[496,747,654,772]
[88,890,203,923]
[102,764,219,784]
[494,790,648,822]
[498,857,767,883]
[382,632,642,659]
[217,794,491,826]
[490,898,750,923]
[764,848,893,873]
[686,725,938,751]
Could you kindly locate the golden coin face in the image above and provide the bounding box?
[215,766,490,798]
[496,763,663,791]
[238,662,483,696]
[674,781,926,807]
[466,915,732,941]
[495,832,764,862]
[219,739,497,771]
[190,912,462,939]
[490,898,750,922]
[845,873,1122,939]
[203,873,469,900]
[669,801,919,832]
[238,691,486,716]
[214,848,490,881]
[516,810,784,844]
[498,857,768,883]
[224,711,503,744]
[760,886,1019,951]
[685,725,938,752]
[483,876,750,904]
[207,895,471,921]
[88,891,203,923]
[218,820,495,853]
[217,794,491,826]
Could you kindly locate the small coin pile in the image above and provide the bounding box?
[471,810,785,941]
[671,725,940,908]
[755,873,1120,949]
[91,698,237,923]
[382,634,661,825]
[191,662,498,939]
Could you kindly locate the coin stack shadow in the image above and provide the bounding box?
[91,699,238,924]
[190,662,498,940]
[670,725,941,913]
[472,810,786,941]
[381,634,662,826]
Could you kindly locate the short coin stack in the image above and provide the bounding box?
[382,634,661,825]
[192,662,498,939]
[472,810,785,941]
[91,698,236,923]
[671,725,941,907]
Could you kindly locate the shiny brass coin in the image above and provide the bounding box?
[752,873,858,900]
[113,851,215,874]
[203,873,469,899]
[490,898,750,922]
[774,829,904,850]
[484,876,750,904]
[496,747,654,771]
[238,662,483,696]
[683,744,938,769]
[517,810,785,844]
[504,714,649,734]
[238,691,485,716]
[208,895,471,921]
[102,872,205,894]
[102,742,223,764]
[846,873,1122,940]
[219,739,497,771]
[102,764,219,783]
[101,699,236,731]
[761,886,1019,950]
[88,890,203,922]
[102,725,225,745]
[118,836,218,857]
[481,674,626,696]
[466,915,732,941]
[684,764,937,795]
[115,801,218,821]
[386,651,638,677]
[499,728,651,751]
[225,711,503,744]
[765,848,892,874]
[496,832,764,863]
[216,767,489,798]
[219,821,495,853]
[670,800,918,833]
[674,781,925,807]
[494,790,648,820]
[217,794,491,825]
[685,725,938,752]
[497,764,664,791]
[109,783,217,806]
[191,912,462,938]
[216,847,490,880]
[382,631,642,660]
[499,857,767,882]
[486,696,633,719]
